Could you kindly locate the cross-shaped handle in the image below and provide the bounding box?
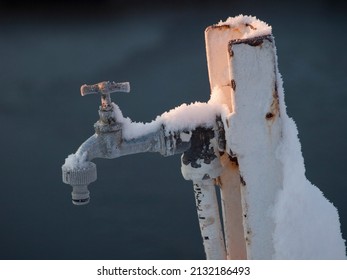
[80,81,130,110]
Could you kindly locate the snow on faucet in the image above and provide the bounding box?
[62,81,225,203]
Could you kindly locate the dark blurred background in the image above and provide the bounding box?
[0,0,346,259]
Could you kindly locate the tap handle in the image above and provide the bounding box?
[80,81,130,110]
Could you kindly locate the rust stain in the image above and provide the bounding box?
[214,176,223,187]
[245,23,257,30]
[265,112,274,120]
[240,175,246,186]
[206,24,231,32]
[228,149,239,166]
[224,157,239,171]
[266,83,280,122]
[230,35,273,47]
[245,229,252,245]
[228,42,234,57]
[231,79,236,91]
[247,38,264,47]
[229,155,239,166]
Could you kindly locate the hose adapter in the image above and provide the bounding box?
[62,162,97,205]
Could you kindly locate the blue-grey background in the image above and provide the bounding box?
[0,0,346,259]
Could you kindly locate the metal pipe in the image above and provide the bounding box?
[193,180,226,260]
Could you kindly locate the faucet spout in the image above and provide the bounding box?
[62,115,191,205]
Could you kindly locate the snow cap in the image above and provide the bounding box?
[216,15,272,39]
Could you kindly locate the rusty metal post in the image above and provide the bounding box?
[205,17,282,259]
[205,22,248,260]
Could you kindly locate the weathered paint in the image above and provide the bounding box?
[205,23,248,260]
[205,20,283,259]
[228,37,283,259]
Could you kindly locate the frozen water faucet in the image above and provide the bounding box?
[62,80,221,205]
[61,15,347,261]
[62,81,131,205]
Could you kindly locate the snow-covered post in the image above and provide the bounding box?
[204,15,346,259]
[228,35,282,259]
[205,16,282,259]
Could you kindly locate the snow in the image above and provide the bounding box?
[63,152,89,169]
[272,72,346,259]
[216,15,272,39]
[113,103,161,139]
[114,100,228,140]
[161,101,225,133]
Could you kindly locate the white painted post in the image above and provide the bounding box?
[228,36,282,259]
[205,16,281,259]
